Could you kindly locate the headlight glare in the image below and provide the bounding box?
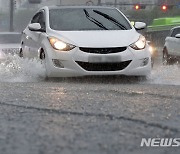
[48,37,75,51]
[130,35,146,50]
[54,41,67,50]
[149,46,154,55]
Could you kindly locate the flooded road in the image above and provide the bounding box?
[0,55,180,154]
[0,55,180,85]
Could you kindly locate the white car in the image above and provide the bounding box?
[0,32,21,60]
[162,26,180,65]
[20,6,151,77]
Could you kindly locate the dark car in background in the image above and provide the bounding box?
[162,26,180,65]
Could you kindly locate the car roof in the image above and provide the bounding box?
[171,26,180,30]
[46,5,116,10]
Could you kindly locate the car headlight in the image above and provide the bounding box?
[130,35,146,50]
[48,37,75,51]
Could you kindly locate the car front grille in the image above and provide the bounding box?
[79,47,127,54]
[76,60,131,71]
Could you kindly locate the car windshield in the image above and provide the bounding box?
[49,8,132,31]
[0,34,21,44]
[171,28,180,37]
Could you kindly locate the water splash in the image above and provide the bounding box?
[0,54,179,85]
[0,54,46,82]
[148,64,180,85]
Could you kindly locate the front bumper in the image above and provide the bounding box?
[45,45,151,77]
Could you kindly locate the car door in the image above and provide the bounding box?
[23,11,46,58]
[22,12,39,58]
[173,28,180,56]
[166,28,180,56]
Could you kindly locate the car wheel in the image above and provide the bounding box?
[138,76,148,81]
[40,50,45,60]
[162,47,170,65]
[39,49,48,79]
[19,49,23,58]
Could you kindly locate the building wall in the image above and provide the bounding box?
[0,0,162,12]
[40,0,99,6]
[162,0,179,5]
[0,0,9,12]
[40,0,157,7]
[0,0,27,12]
[39,0,157,11]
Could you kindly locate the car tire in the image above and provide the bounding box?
[162,47,170,65]
[19,49,23,58]
[138,76,148,81]
[40,49,45,60]
[39,49,48,79]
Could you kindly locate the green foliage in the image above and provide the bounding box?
[126,7,180,26]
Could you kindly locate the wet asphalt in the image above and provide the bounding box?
[0,75,180,154]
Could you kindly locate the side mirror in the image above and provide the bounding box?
[175,34,180,38]
[134,22,146,30]
[28,23,45,32]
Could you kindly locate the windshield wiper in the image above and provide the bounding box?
[93,10,127,30]
[83,9,108,30]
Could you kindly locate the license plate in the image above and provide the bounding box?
[88,55,121,63]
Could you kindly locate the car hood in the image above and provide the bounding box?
[51,30,140,48]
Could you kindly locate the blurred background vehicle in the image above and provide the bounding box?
[147,16,180,47]
[162,26,180,65]
[0,32,21,60]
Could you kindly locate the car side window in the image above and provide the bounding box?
[31,13,40,24]
[30,11,46,31]
[38,11,46,30]
[169,29,173,37]
[171,28,180,37]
